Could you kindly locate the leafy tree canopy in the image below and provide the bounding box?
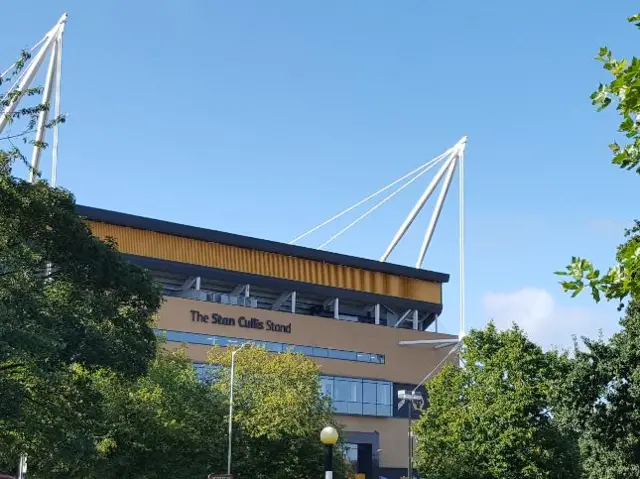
[207,345,352,479]
[557,13,640,306]
[413,323,580,479]
[0,154,162,430]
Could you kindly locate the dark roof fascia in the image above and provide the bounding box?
[76,205,450,284]
[124,254,444,319]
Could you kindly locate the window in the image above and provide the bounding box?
[344,443,358,464]
[155,329,384,365]
[320,375,392,418]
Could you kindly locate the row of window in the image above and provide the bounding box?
[192,362,393,418]
[156,329,386,364]
[320,375,393,417]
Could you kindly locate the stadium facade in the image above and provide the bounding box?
[78,205,458,479]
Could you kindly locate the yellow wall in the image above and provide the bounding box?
[87,221,442,304]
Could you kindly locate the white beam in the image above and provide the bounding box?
[230,284,249,296]
[29,40,58,183]
[291,291,297,314]
[50,25,64,187]
[415,149,460,268]
[374,304,381,325]
[398,339,459,347]
[394,309,412,328]
[412,310,419,330]
[272,291,292,311]
[0,14,67,136]
[380,147,459,262]
[181,276,197,290]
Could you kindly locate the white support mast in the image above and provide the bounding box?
[289,135,468,341]
[0,13,67,185]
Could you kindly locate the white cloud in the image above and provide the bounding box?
[481,287,616,350]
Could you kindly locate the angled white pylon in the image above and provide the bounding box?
[0,13,67,186]
[289,135,467,340]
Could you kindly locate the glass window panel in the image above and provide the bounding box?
[362,381,377,404]
[320,377,333,398]
[377,382,392,405]
[181,332,203,344]
[265,342,283,353]
[226,338,243,347]
[333,401,348,414]
[333,379,352,401]
[214,336,228,347]
[312,347,329,358]
[164,331,182,342]
[335,379,361,402]
[290,345,313,355]
[373,354,385,364]
[344,444,358,462]
[363,403,377,416]
[356,352,371,363]
[328,349,357,361]
[347,402,363,415]
[376,405,392,417]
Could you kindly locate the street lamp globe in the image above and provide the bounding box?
[320,426,339,446]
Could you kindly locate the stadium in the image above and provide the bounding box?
[78,204,461,479]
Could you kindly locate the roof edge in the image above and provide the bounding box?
[76,205,450,284]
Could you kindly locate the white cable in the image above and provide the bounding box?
[288,148,454,245]
[317,154,448,250]
[411,340,461,394]
[0,36,48,80]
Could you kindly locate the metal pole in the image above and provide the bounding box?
[459,149,466,340]
[51,27,64,188]
[407,400,413,479]
[18,453,27,479]
[227,343,247,475]
[324,444,333,479]
[227,350,237,475]
[29,40,58,183]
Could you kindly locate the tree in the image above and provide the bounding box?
[82,349,228,479]
[555,298,640,478]
[0,50,163,462]
[207,345,352,479]
[413,323,580,479]
[557,13,640,306]
[0,349,228,479]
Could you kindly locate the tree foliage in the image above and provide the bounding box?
[413,323,580,479]
[0,48,163,471]
[0,349,227,478]
[556,300,640,478]
[0,345,353,479]
[207,345,352,479]
[0,155,163,433]
[557,13,640,306]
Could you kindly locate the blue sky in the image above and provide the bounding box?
[2,1,639,346]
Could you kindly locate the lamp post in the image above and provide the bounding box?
[397,390,424,479]
[320,426,339,479]
[227,342,249,476]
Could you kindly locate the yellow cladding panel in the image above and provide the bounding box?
[87,221,442,304]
